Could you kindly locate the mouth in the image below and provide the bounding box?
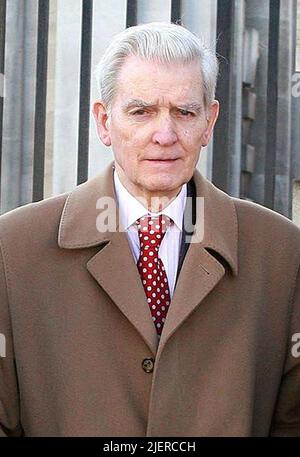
[144,158,179,163]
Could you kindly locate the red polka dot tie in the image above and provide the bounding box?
[136,214,171,336]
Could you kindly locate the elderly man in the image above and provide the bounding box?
[0,22,300,437]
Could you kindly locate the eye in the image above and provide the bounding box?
[131,109,147,115]
[178,109,195,117]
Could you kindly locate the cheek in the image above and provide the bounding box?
[110,125,129,144]
[110,128,144,168]
[111,123,149,149]
[181,128,203,151]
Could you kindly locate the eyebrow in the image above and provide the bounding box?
[122,99,203,113]
[177,103,203,113]
[122,99,156,111]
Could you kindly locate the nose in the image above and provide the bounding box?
[151,115,178,146]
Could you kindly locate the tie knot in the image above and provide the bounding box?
[136,214,171,251]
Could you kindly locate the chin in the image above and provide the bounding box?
[142,177,183,193]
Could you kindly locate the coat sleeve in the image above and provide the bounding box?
[270,263,300,436]
[0,237,23,436]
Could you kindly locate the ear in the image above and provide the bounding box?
[201,100,219,147]
[92,100,112,146]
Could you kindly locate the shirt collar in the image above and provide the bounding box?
[113,169,187,231]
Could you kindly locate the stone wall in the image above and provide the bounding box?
[292,0,300,227]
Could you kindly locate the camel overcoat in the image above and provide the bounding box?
[0,162,300,436]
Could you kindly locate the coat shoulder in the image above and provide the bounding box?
[231,196,300,246]
[0,192,69,242]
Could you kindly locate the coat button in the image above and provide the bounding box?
[142,357,154,373]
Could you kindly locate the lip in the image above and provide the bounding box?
[144,158,179,163]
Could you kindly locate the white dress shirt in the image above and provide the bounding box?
[113,170,187,297]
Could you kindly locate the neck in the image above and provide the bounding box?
[115,166,181,213]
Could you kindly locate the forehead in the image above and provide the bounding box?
[115,55,204,104]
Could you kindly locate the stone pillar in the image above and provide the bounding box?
[181,0,217,180]
[213,0,244,195]
[88,0,127,180]
[291,0,300,224]
[51,0,81,195]
[44,0,57,198]
[245,0,269,205]
[274,0,294,217]
[1,0,38,213]
[227,0,245,197]
[136,0,172,23]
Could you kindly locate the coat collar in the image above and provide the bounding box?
[58,161,238,276]
[192,168,238,276]
[58,162,119,249]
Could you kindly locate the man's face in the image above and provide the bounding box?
[94,55,219,202]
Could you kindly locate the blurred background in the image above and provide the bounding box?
[0,0,300,224]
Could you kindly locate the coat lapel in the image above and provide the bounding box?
[86,231,158,355]
[159,169,239,350]
[58,162,158,355]
[159,242,226,349]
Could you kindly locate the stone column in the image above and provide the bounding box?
[245,0,269,205]
[1,0,38,213]
[44,0,57,199]
[88,0,127,180]
[136,0,172,23]
[291,0,300,224]
[51,0,81,195]
[274,0,294,217]
[181,0,217,179]
[227,0,245,197]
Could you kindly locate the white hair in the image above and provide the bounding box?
[94,22,219,111]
